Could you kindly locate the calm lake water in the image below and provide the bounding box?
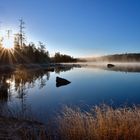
[1,63,140,121]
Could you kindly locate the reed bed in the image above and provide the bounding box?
[57,105,140,140]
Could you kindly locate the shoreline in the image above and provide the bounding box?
[0,63,81,73]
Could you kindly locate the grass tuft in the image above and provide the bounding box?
[57,105,140,140]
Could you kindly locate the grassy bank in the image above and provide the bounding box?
[57,105,140,140]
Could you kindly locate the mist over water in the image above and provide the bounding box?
[79,62,140,72]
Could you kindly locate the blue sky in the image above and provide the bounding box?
[0,0,140,57]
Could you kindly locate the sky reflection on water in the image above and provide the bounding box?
[0,64,140,121]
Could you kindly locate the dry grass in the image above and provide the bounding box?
[57,105,140,140]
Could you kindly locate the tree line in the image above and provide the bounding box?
[90,53,140,62]
[0,20,77,64]
[52,52,77,63]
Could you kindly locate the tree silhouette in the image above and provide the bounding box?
[52,52,77,63]
[0,20,77,65]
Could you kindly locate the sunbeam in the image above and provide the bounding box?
[0,48,15,64]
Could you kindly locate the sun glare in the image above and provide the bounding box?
[3,37,14,49]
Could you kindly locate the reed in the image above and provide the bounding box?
[57,105,140,140]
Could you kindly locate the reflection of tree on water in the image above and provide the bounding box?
[54,64,80,74]
[0,74,11,102]
[14,69,50,91]
[0,64,78,102]
[14,69,50,114]
[0,69,50,115]
[16,69,49,88]
[0,64,78,114]
[0,73,12,112]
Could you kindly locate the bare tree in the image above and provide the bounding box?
[19,19,25,48]
[6,30,12,39]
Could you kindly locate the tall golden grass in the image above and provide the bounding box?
[57,105,140,140]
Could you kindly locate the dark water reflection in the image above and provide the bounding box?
[0,65,75,101]
[0,63,140,122]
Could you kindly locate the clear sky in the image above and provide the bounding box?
[0,0,140,57]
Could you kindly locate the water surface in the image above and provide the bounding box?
[0,63,140,121]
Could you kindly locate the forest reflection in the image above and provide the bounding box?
[0,64,75,103]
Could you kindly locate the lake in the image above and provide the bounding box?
[0,63,140,122]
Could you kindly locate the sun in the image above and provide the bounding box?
[2,37,14,49]
[0,28,15,49]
